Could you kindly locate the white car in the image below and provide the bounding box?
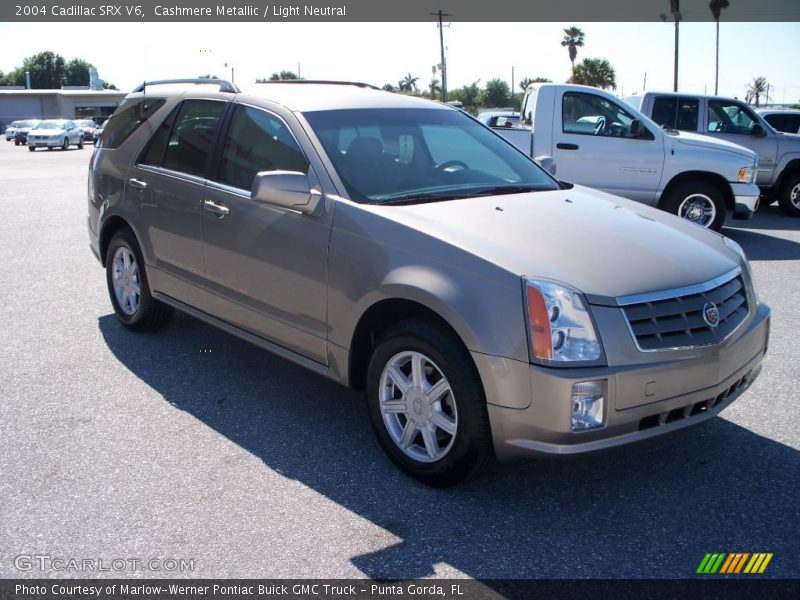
[27,119,85,151]
[5,120,22,141]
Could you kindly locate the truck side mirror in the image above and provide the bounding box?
[630,119,652,140]
[534,155,557,176]
[751,123,767,137]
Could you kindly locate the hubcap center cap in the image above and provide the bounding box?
[407,389,431,423]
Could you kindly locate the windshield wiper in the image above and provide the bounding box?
[370,185,548,206]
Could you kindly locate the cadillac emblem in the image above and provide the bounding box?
[703,302,720,328]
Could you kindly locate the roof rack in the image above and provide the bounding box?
[257,79,379,90]
[132,79,241,94]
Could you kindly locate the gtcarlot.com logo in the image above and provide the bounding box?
[696,552,773,574]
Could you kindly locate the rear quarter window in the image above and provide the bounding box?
[101,98,166,149]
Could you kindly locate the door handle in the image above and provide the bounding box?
[128,178,147,190]
[204,200,230,218]
[556,143,579,150]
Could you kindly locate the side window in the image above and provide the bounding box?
[522,89,536,126]
[651,97,677,129]
[102,98,166,149]
[707,100,757,134]
[676,98,699,131]
[217,105,308,190]
[163,100,225,177]
[139,105,179,166]
[562,92,643,139]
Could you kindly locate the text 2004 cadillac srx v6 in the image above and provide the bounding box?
[88,79,770,486]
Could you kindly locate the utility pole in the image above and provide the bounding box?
[431,9,452,102]
[511,66,515,102]
[670,0,681,92]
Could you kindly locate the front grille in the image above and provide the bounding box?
[621,272,749,351]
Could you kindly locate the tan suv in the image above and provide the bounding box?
[88,79,770,486]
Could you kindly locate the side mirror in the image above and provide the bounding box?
[534,155,557,176]
[751,123,767,137]
[630,119,649,139]
[251,170,323,216]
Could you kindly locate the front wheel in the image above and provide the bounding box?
[28,146,35,152]
[366,320,494,487]
[61,137,68,151]
[661,180,726,231]
[778,171,800,217]
[78,137,84,149]
[105,229,174,331]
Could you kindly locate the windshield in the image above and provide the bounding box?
[35,120,67,129]
[75,120,95,127]
[18,120,38,128]
[304,108,558,204]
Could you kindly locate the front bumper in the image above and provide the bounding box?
[480,302,770,461]
[731,181,760,220]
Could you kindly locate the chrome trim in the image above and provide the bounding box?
[616,266,741,306]
[618,266,749,353]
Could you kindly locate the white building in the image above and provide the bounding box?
[0,88,127,126]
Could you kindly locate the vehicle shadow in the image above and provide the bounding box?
[98,313,799,580]
[725,203,800,232]
[722,205,800,260]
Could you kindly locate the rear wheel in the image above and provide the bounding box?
[105,229,174,331]
[661,180,726,231]
[366,320,494,487]
[777,171,800,217]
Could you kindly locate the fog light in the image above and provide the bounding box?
[571,381,605,431]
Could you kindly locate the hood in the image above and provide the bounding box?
[669,130,756,161]
[31,128,66,135]
[363,186,740,300]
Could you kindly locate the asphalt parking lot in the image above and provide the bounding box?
[0,140,798,581]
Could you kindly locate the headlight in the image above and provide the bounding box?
[737,165,756,183]
[524,279,602,363]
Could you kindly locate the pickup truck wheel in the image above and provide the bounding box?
[105,229,174,332]
[662,181,725,231]
[778,172,800,217]
[28,146,35,152]
[366,320,494,487]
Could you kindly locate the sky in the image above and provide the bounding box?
[0,21,798,103]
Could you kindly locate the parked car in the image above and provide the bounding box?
[93,121,106,145]
[757,108,800,135]
[12,120,40,145]
[27,119,85,151]
[496,84,759,231]
[74,118,99,141]
[477,110,523,128]
[626,92,800,217]
[5,120,22,141]
[89,79,770,486]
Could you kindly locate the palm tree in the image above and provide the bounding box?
[709,0,730,95]
[746,76,768,107]
[398,73,419,92]
[428,77,442,100]
[571,58,617,90]
[560,27,585,80]
[518,76,551,91]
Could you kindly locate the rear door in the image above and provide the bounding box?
[127,98,227,288]
[200,103,332,364]
[553,90,664,203]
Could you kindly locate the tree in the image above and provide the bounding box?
[746,76,768,107]
[256,71,300,82]
[427,77,442,100]
[571,58,617,90]
[560,27,585,80]
[448,81,482,114]
[0,51,116,89]
[484,78,511,108]
[198,74,220,79]
[64,58,92,86]
[709,0,730,95]
[518,76,551,91]
[398,73,419,92]
[382,83,396,92]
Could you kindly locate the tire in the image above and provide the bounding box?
[28,146,35,152]
[777,171,800,217]
[366,319,494,487]
[47,147,53,151]
[61,137,68,151]
[105,229,174,332]
[78,137,84,149]
[660,180,726,231]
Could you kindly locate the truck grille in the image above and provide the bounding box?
[621,271,749,351]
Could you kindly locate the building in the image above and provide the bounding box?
[0,88,127,126]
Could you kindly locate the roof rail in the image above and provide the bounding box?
[257,79,379,90]
[132,79,241,94]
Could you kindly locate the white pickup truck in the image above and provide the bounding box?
[625,91,800,217]
[493,83,760,230]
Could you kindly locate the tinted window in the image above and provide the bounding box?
[764,113,800,134]
[102,98,166,149]
[304,108,557,204]
[163,100,225,177]
[708,100,758,134]
[651,97,677,129]
[562,92,645,138]
[139,105,179,166]
[217,105,308,190]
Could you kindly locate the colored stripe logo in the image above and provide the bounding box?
[696,553,773,574]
